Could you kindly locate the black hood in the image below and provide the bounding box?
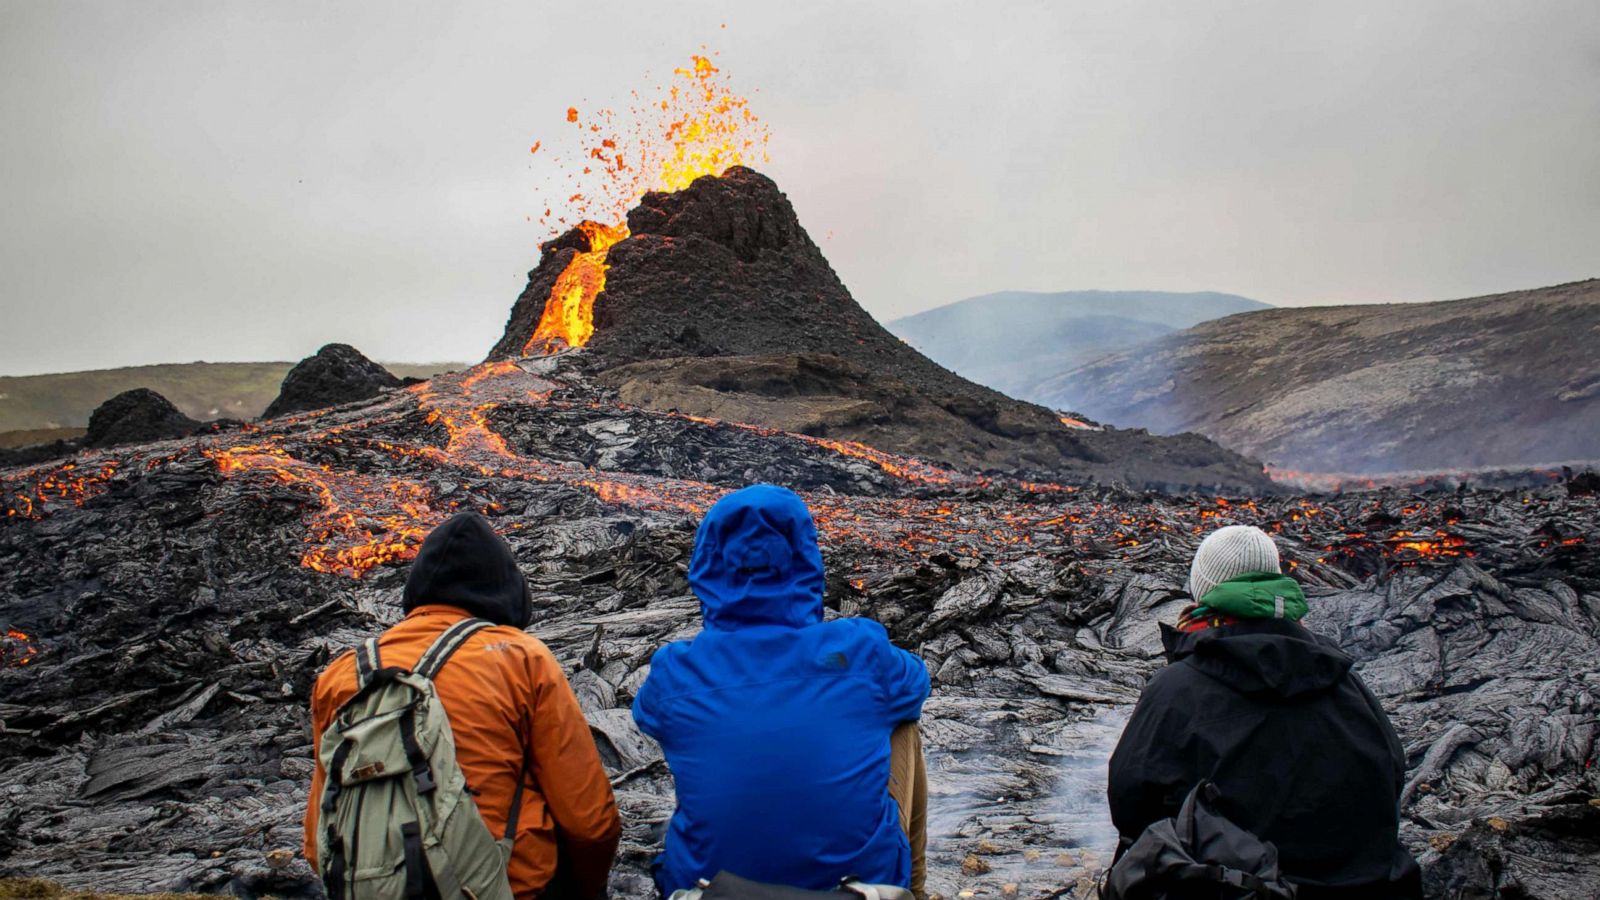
[403,512,531,628]
[1161,618,1353,700]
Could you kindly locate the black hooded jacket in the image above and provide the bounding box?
[1107,618,1421,899]
[402,511,532,628]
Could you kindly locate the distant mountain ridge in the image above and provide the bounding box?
[887,290,1270,402]
[1033,279,1600,474]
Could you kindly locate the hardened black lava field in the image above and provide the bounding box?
[2,355,1596,899]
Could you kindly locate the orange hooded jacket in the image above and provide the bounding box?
[303,513,620,899]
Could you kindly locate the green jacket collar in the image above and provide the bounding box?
[1197,571,1307,621]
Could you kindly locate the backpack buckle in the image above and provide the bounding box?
[413,762,437,795]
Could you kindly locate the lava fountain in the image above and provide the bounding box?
[521,54,770,355]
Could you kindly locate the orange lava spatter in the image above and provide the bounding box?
[654,54,770,194]
[524,52,771,356]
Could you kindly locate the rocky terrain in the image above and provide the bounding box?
[0,389,208,471]
[1,170,1596,899]
[1033,279,1600,475]
[1,354,1596,900]
[491,168,1271,493]
[0,362,458,435]
[887,291,1268,403]
[0,348,424,471]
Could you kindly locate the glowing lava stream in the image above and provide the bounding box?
[3,460,121,520]
[672,412,970,488]
[6,357,1487,581]
[214,362,1475,578]
[202,362,725,577]
[522,54,770,356]
[524,222,629,355]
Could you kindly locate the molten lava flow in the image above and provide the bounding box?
[2,627,38,667]
[523,221,629,355]
[673,411,966,487]
[29,359,1508,582]
[1386,530,1471,561]
[3,460,121,519]
[200,361,726,576]
[207,443,446,577]
[523,52,770,356]
[808,438,959,486]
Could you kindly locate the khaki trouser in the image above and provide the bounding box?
[889,722,929,900]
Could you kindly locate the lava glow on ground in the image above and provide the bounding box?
[2,627,39,667]
[1,360,1495,582]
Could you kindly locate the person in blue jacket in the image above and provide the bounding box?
[633,484,931,895]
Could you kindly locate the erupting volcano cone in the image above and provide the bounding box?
[493,168,1272,490]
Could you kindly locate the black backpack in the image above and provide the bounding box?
[1101,781,1298,900]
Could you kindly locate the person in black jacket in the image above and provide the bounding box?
[1107,525,1422,899]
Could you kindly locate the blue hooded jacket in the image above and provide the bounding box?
[632,485,930,892]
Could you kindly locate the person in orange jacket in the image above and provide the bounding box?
[303,512,621,899]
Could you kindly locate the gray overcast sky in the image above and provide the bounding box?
[2,0,1597,375]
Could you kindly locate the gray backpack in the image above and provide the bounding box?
[315,618,526,900]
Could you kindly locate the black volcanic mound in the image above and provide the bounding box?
[494,168,1272,491]
[263,343,405,419]
[84,388,199,449]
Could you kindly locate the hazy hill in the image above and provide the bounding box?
[1033,279,1600,474]
[886,290,1270,401]
[0,361,462,433]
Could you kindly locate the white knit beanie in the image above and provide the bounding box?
[1188,524,1282,602]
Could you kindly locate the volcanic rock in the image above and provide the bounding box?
[599,353,1278,488]
[2,359,1598,897]
[83,388,200,449]
[262,344,406,419]
[493,168,1272,492]
[1033,279,1600,474]
[0,437,82,469]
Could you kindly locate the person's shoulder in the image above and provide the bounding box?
[818,617,921,671]
[819,615,893,644]
[1141,656,1213,701]
[481,623,545,647]
[643,636,690,673]
[313,646,360,707]
[324,645,358,672]
[635,638,694,707]
[474,624,559,668]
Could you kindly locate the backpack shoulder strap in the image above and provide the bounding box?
[353,637,383,689]
[414,617,494,680]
